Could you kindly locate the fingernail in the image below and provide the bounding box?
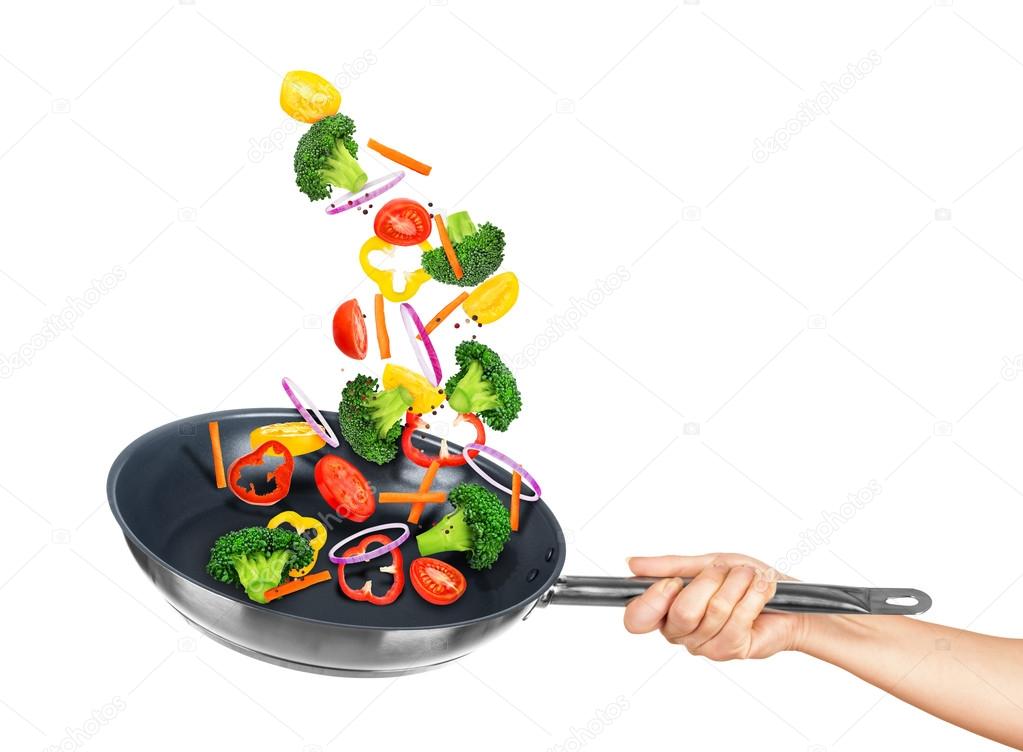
[659,577,682,595]
[625,556,633,567]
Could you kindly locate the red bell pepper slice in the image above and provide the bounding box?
[226,440,294,506]
[401,411,485,468]
[338,534,405,606]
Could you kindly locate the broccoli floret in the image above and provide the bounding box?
[206,526,313,604]
[339,374,413,464]
[293,113,368,201]
[416,483,511,569]
[421,211,505,287]
[444,340,521,431]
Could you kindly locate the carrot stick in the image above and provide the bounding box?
[208,421,226,489]
[510,471,522,532]
[263,570,331,602]
[379,491,446,504]
[420,292,469,339]
[374,293,390,359]
[434,214,463,280]
[409,460,441,524]
[366,138,432,176]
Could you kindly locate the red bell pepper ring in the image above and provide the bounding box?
[226,440,295,506]
[401,412,485,468]
[338,534,405,606]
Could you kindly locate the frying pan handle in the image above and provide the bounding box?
[537,576,932,615]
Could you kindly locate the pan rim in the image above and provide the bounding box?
[107,406,567,633]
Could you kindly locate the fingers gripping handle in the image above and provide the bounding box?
[538,576,932,615]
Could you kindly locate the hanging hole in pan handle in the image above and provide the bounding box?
[869,588,932,615]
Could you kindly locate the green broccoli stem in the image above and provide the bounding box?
[416,508,474,557]
[446,211,477,243]
[234,550,291,604]
[323,146,368,193]
[369,385,413,438]
[447,360,501,414]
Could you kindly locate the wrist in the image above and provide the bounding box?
[788,613,870,658]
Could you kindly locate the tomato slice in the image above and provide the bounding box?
[332,299,367,359]
[314,455,375,522]
[374,199,432,246]
[410,557,467,606]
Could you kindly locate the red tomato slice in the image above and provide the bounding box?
[314,455,375,522]
[373,199,432,246]
[332,299,367,359]
[410,557,467,606]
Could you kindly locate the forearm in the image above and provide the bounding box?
[795,614,1023,748]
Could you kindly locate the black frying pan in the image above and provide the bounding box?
[107,408,932,676]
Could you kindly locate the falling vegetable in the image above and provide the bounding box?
[226,440,295,506]
[410,557,467,606]
[266,510,328,576]
[359,235,432,302]
[422,212,505,287]
[207,526,314,604]
[416,483,511,570]
[379,491,447,504]
[510,471,521,532]
[332,298,368,359]
[402,411,485,468]
[382,363,445,415]
[208,421,226,489]
[338,374,412,465]
[294,113,367,201]
[373,198,432,246]
[250,421,326,457]
[374,294,390,359]
[280,70,341,123]
[408,460,441,525]
[433,213,463,280]
[423,292,469,336]
[462,272,519,325]
[263,570,332,602]
[366,138,432,175]
[337,534,405,606]
[445,340,522,431]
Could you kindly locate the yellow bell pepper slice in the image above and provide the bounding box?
[250,421,326,457]
[280,70,340,123]
[383,363,446,414]
[463,271,519,324]
[359,235,433,302]
[267,511,328,577]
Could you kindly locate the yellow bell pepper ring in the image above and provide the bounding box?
[359,235,433,302]
[280,70,341,123]
[250,421,326,456]
[267,511,328,577]
[463,271,519,324]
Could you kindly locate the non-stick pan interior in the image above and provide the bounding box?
[108,408,565,629]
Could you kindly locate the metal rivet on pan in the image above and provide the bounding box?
[526,568,539,582]
[545,547,554,562]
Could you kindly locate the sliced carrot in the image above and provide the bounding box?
[434,214,463,280]
[420,292,469,339]
[374,293,390,359]
[263,570,331,602]
[510,471,522,532]
[366,138,432,176]
[379,491,447,504]
[208,421,226,489]
[409,460,441,524]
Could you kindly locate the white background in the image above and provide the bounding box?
[2,1,1022,750]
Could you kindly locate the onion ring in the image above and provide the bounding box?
[281,376,340,448]
[328,523,411,564]
[400,303,442,386]
[462,443,541,501]
[325,170,405,215]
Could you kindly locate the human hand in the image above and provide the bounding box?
[623,553,805,660]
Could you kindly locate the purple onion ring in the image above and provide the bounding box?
[281,376,340,448]
[400,303,442,386]
[328,523,411,564]
[462,442,541,501]
[325,171,405,215]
